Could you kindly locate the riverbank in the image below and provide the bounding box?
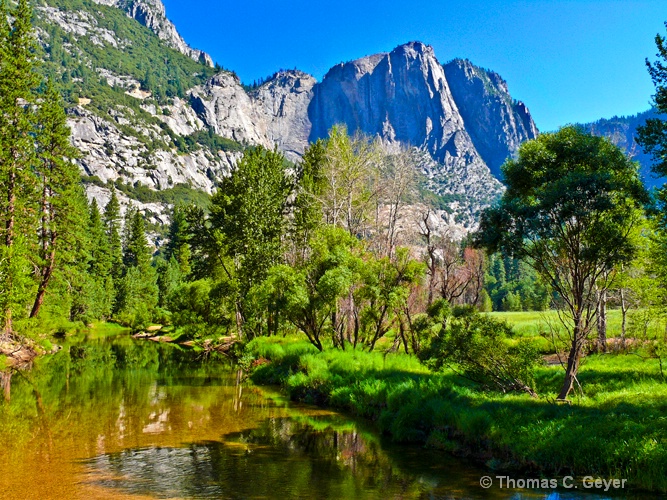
[245,336,667,493]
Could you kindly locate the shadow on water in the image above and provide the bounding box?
[0,332,660,499]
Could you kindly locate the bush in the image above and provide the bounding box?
[420,307,541,396]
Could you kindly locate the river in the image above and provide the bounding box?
[0,330,643,499]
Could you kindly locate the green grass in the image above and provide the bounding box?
[486,310,626,353]
[246,336,667,493]
[487,309,624,336]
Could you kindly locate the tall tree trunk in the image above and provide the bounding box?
[30,246,56,318]
[3,168,15,333]
[620,288,628,347]
[597,289,607,352]
[5,168,14,248]
[31,182,54,319]
[558,319,585,400]
[235,301,244,340]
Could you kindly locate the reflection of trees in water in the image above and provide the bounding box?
[0,338,238,455]
[88,417,421,499]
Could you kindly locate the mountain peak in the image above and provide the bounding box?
[443,58,538,177]
[391,41,434,57]
[92,0,214,67]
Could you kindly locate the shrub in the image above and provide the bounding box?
[420,307,541,396]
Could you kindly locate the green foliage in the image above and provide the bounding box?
[163,205,192,276]
[176,128,244,154]
[181,146,294,338]
[484,254,551,311]
[167,279,233,339]
[209,146,292,297]
[103,186,124,281]
[37,0,217,105]
[255,227,363,350]
[81,177,213,208]
[0,0,41,332]
[637,22,667,197]
[476,126,648,399]
[122,207,152,268]
[356,248,425,350]
[113,207,158,328]
[318,125,383,236]
[419,307,541,395]
[289,140,326,260]
[31,79,85,318]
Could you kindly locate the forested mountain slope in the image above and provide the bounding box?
[33,0,541,228]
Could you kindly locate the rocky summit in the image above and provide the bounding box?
[36,0,542,229]
[91,0,213,66]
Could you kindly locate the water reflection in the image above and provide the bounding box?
[86,415,640,500]
[0,333,651,499]
[86,416,456,499]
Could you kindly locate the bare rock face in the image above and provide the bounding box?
[189,73,273,148]
[309,42,468,160]
[188,70,317,163]
[68,105,237,193]
[41,0,544,233]
[307,43,486,172]
[252,70,317,162]
[92,0,213,66]
[443,59,538,178]
[307,42,504,224]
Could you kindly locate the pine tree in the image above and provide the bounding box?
[89,199,111,278]
[0,0,40,333]
[156,256,181,308]
[115,209,158,328]
[103,186,123,280]
[123,208,152,268]
[164,204,191,276]
[30,79,81,318]
[87,199,114,318]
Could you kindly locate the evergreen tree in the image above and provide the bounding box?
[86,199,114,318]
[30,79,81,318]
[122,207,152,268]
[164,204,191,276]
[637,22,667,213]
[89,200,112,279]
[0,0,40,333]
[115,208,158,328]
[103,186,123,280]
[156,256,181,308]
[53,185,92,322]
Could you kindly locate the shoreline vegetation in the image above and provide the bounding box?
[244,332,667,493]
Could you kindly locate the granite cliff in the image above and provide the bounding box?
[36,0,542,229]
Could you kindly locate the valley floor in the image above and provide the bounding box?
[246,332,667,493]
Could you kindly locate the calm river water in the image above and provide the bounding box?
[0,331,648,499]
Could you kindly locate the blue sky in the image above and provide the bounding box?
[162,0,665,131]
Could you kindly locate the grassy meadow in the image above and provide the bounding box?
[486,310,629,354]
[245,327,667,493]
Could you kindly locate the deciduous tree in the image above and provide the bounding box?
[476,126,647,400]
